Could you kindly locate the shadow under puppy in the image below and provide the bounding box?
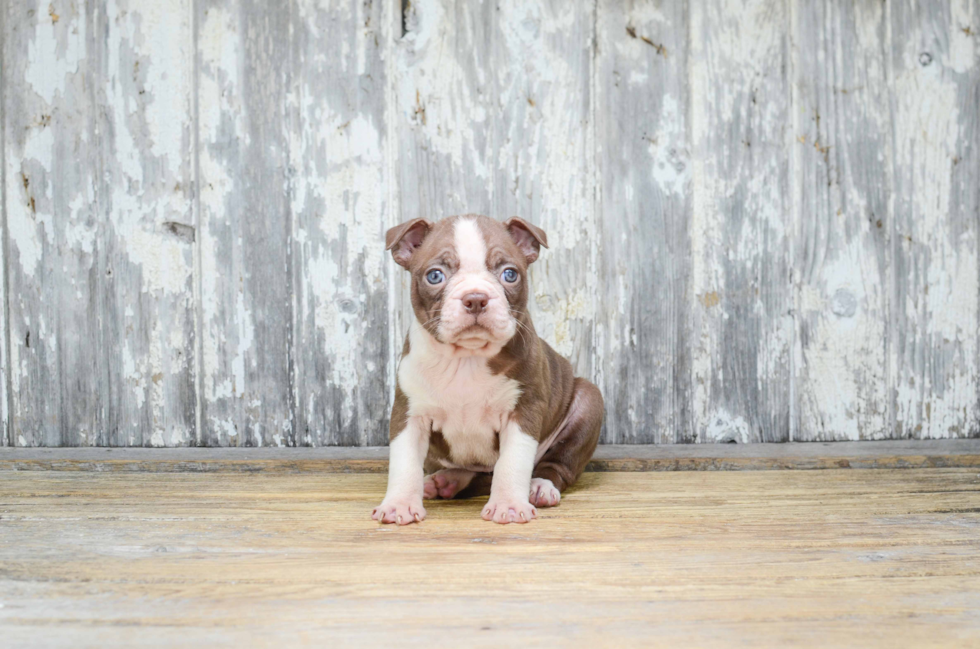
[373,215,603,525]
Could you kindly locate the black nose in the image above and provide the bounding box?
[462,292,489,314]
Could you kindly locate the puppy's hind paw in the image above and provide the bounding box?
[423,469,476,499]
[529,477,561,508]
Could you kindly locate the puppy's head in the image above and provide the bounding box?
[386,215,548,352]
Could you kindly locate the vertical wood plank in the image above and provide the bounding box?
[395,0,495,221]
[101,0,198,446]
[0,0,8,446]
[197,0,293,446]
[792,0,891,440]
[0,221,6,446]
[594,0,692,443]
[689,0,793,443]
[3,1,105,446]
[288,0,390,446]
[395,0,597,379]
[3,1,197,447]
[890,0,980,439]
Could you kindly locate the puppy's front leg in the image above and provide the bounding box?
[373,417,429,525]
[482,421,538,524]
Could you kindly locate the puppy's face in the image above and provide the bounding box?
[386,215,548,352]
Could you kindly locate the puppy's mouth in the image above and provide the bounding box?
[436,310,516,352]
[450,324,495,350]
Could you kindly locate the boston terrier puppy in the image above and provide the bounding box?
[373,215,603,525]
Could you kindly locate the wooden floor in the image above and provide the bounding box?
[2,468,979,647]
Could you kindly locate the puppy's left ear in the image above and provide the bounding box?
[504,217,548,264]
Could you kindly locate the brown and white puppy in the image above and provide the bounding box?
[372,215,603,525]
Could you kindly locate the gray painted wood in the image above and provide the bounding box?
[889,0,980,440]
[197,0,392,447]
[595,0,692,443]
[1,0,8,446]
[793,0,891,440]
[3,0,197,447]
[4,1,105,446]
[1,0,978,446]
[100,0,198,447]
[197,0,294,447]
[287,0,392,446]
[689,0,794,443]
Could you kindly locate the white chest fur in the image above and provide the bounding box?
[398,327,522,470]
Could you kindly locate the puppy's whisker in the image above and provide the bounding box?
[508,316,533,347]
[418,311,442,330]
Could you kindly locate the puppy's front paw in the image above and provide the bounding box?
[529,477,561,507]
[372,497,426,525]
[482,496,537,524]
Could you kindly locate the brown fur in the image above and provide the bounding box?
[387,335,413,441]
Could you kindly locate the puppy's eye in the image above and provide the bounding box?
[425,269,444,285]
[501,268,519,284]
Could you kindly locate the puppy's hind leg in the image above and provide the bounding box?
[530,378,603,507]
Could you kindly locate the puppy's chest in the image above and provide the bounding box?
[399,353,522,467]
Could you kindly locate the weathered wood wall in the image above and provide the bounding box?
[1,0,978,447]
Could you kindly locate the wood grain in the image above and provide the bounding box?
[690,0,794,442]
[100,0,199,447]
[197,0,294,446]
[3,1,198,447]
[1,0,7,447]
[287,0,392,446]
[889,0,980,440]
[595,1,692,443]
[792,0,891,440]
[4,2,108,446]
[1,469,978,647]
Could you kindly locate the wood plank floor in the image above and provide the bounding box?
[1,469,979,647]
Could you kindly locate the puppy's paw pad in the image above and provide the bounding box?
[372,498,426,525]
[529,478,561,508]
[482,497,537,524]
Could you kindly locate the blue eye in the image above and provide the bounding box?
[501,268,518,283]
[426,269,444,285]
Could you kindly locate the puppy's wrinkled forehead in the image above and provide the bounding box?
[413,215,526,271]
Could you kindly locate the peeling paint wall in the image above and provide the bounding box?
[1,0,978,446]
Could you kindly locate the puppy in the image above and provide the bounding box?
[372,215,603,525]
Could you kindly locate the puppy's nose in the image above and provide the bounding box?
[462,292,489,314]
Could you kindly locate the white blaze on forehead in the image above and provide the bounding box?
[453,218,488,275]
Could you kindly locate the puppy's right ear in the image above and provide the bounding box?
[385,218,432,268]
